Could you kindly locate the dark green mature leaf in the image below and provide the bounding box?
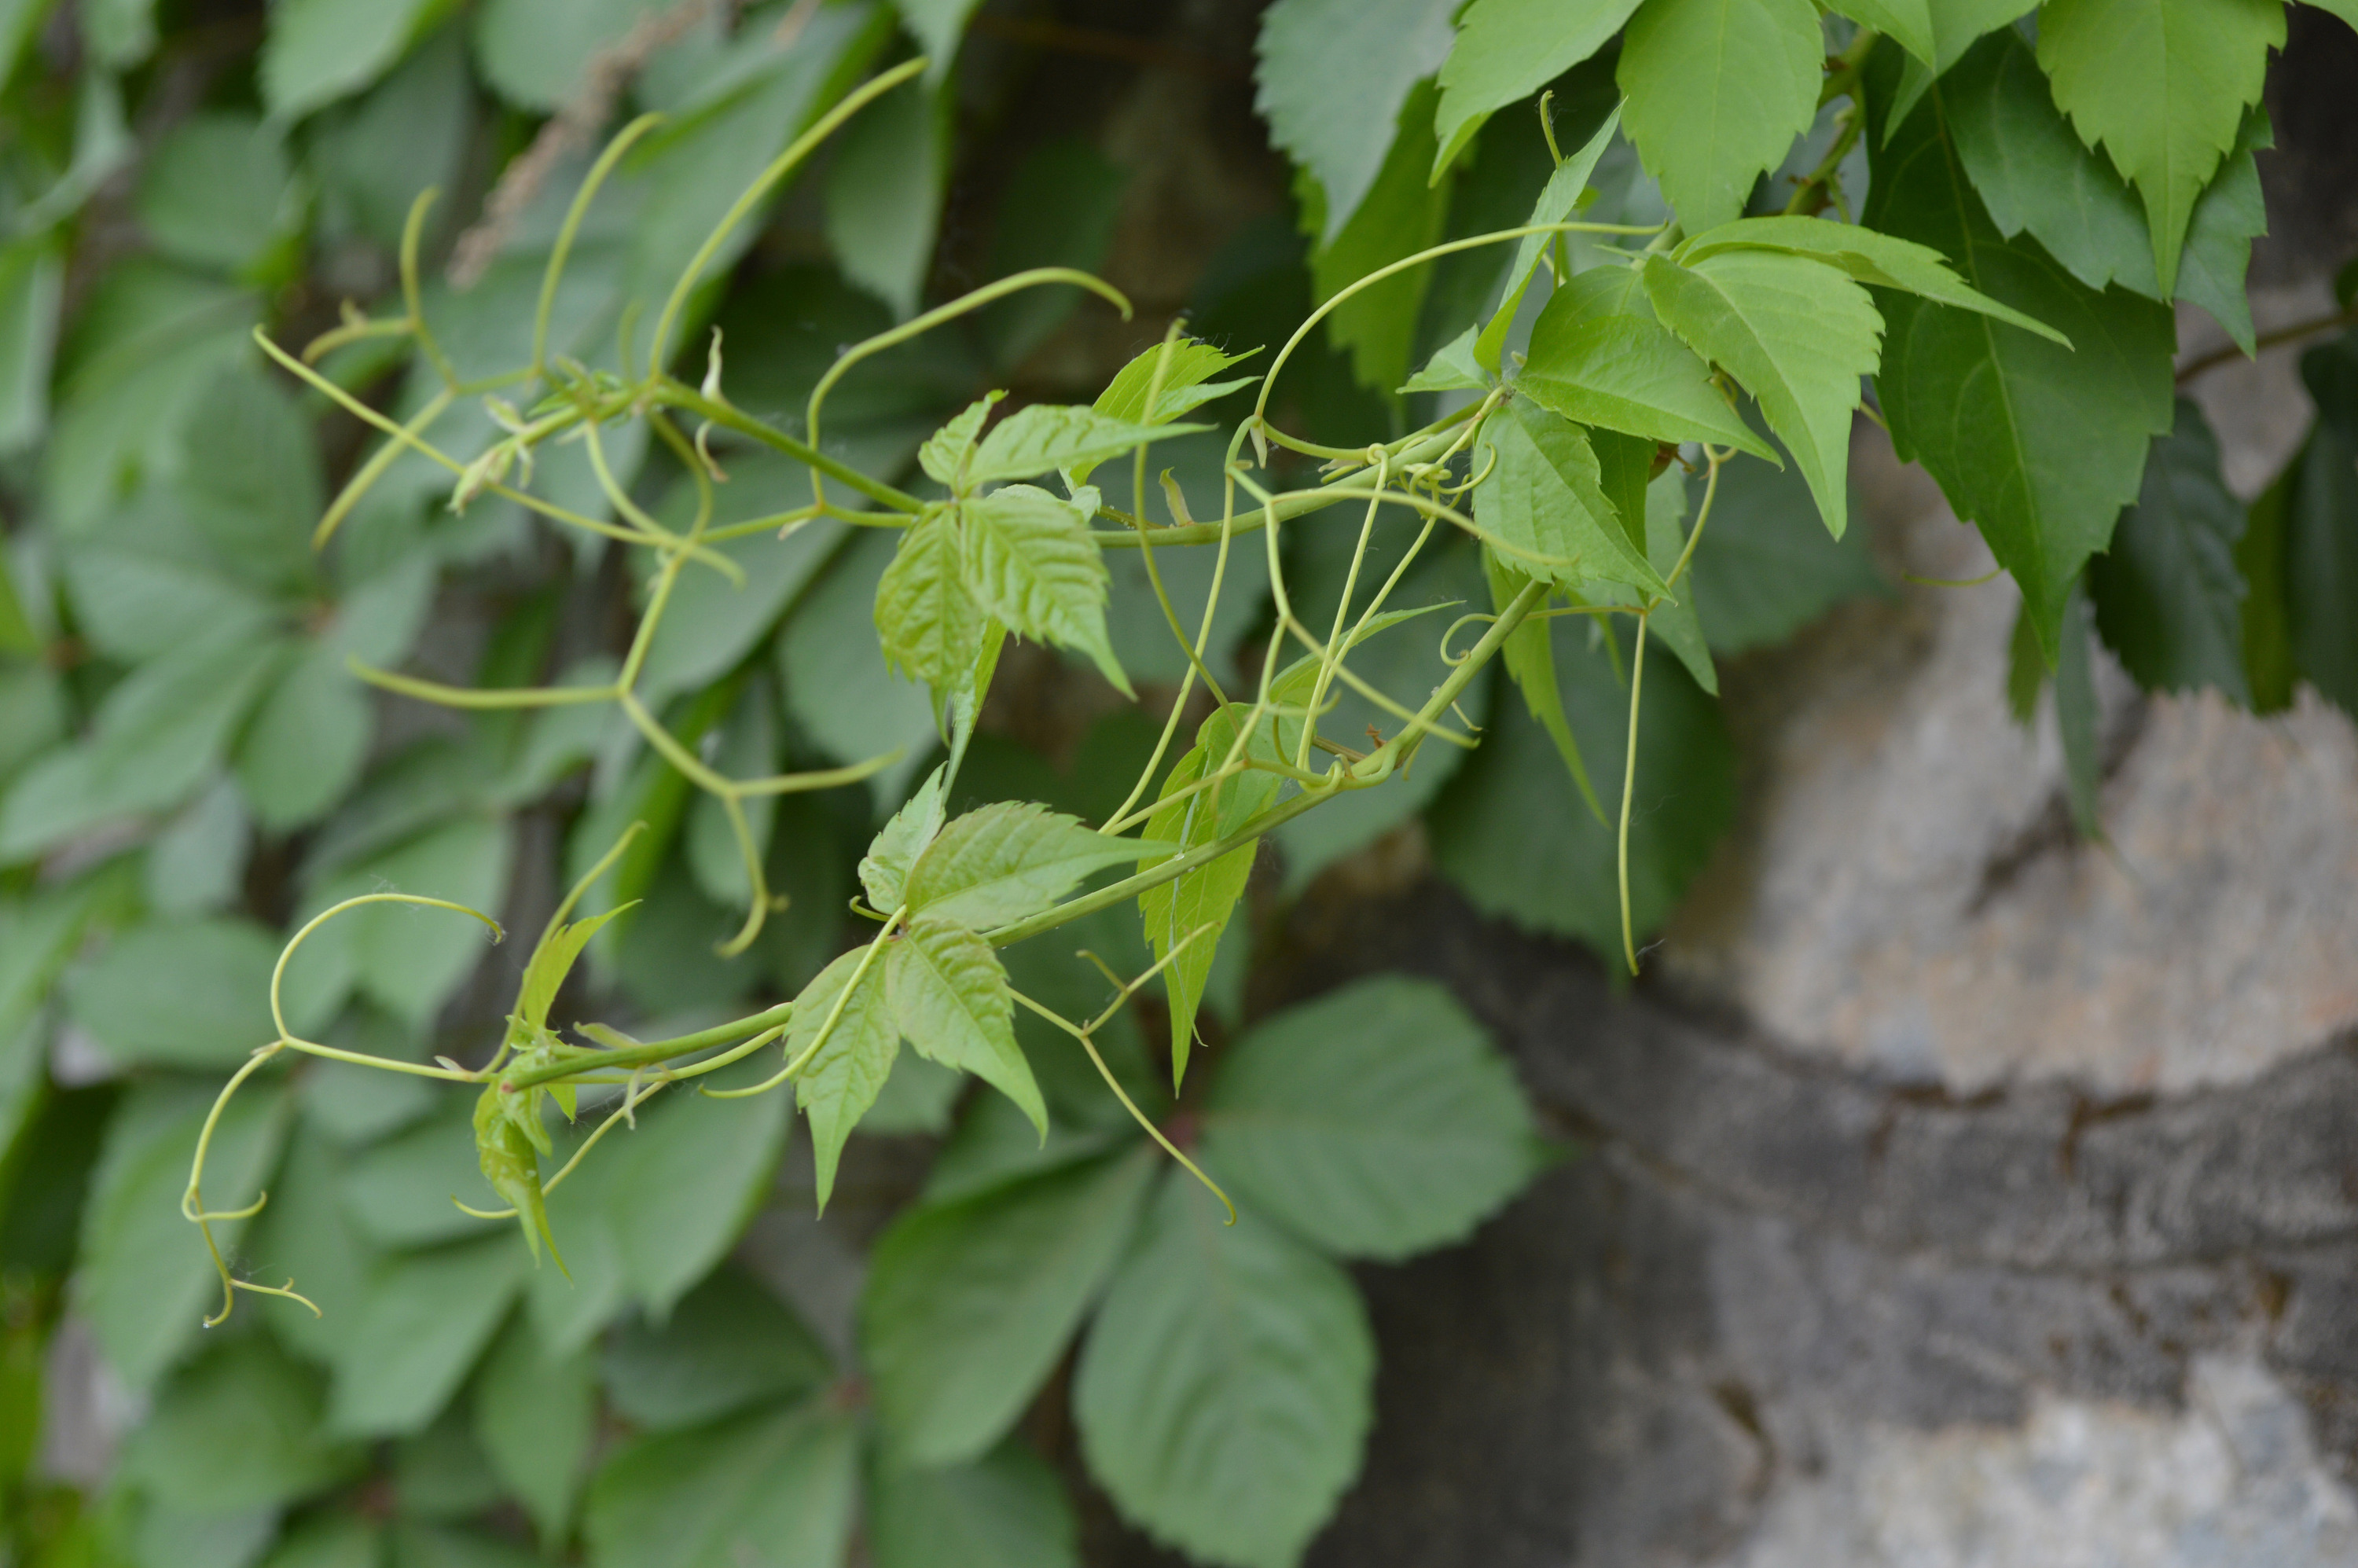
[2088,400,2250,701]
[1202,975,1543,1260]
[1519,266,1774,458]
[1257,0,1458,239]
[64,918,280,1069]
[1485,553,1606,824]
[963,483,1131,694]
[868,1439,1080,1568]
[303,815,515,1029]
[586,1400,861,1568]
[260,1513,382,1568]
[862,1147,1155,1466]
[473,1313,594,1543]
[471,0,669,111]
[121,1335,357,1511]
[1635,465,1716,694]
[2035,0,2281,295]
[1617,0,1824,235]
[887,918,1046,1137]
[1475,398,1666,589]
[1682,436,1886,654]
[967,408,1184,490]
[329,1235,526,1436]
[634,472,847,708]
[235,641,371,830]
[1642,249,1883,540]
[78,1079,292,1390]
[1075,1177,1374,1568]
[261,0,443,121]
[787,944,898,1213]
[1430,618,1735,955]
[2284,354,2358,715]
[1308,79,1451,398]
[2174,108,2273,353]
[979,138,1130,367]
[876,509,986,692]
[2055,582,2104,839]
[824,75,942,320]
[904,801,1159,928]
[2237,459,2297,714]
[1431,0,1644,178]
[341,1096,487,1250]
[134,114,299,277]
[1865,72,2175,655]
[601,1265,832,1431]
[604,1056,792,1315]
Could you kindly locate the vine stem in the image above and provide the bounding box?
[2175,303,2358,383]
[1618,617,1649,975]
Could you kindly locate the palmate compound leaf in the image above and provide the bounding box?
[886,917,1048,1140]
[1515,266,1776,459]
[1864,61,2175,656]
[874,508,985,692]
[1075,1174,1375,1568]
[861,1145,1157,1467]
[1200,975,1548,1261]
[1141,705,1283,1090]
[1677,215,2070,345]
[1429,0,1645,178]
[961,483,1133,695]
[1474,397,1668,592]
[2034,0,2282,296]
[1617,0,1825,235]
[585,1398,861,1568]
[788,944,900,1214]
[1640,248,1885,542]
[2088,398,2252,703]
[903,800,1170,928]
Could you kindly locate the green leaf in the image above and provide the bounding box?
[876,509,987,692]
[979,140,1130,367]
[968,406,1185,490]
[1401,325,1487,394]
[2007,597,2047,726]
[262,0,443,122]
[76,1079,292,1390]
[2235,450,2297,714]
[903,800,1160,927]
[2035,0,2282,294]
[471,0,670,111]
[1140,706,1282,1082]
[962,484,1132,695]
[1827,0,1936,61]
[1430,618,1735,955]
[308,29,475,249]
[604,1056,792,1315]
[473,1314,594,1544]
[1617,0,1824,234]
[1864,71,2176,655]
[1475,398,1667,589]
[306,815,514,1029]
[868,1439,1080,1568]
[2055,580,2104,839]
[787,944,898,1213]
[0,237,62,453]
[1680,215,2070,344]
[601,1265,832,1431]
[388,1522,539,1568]
[243,1124,377,1367]
[516,905,626,1035]
[64,918,280,1070]
[1431,0,1644,178]
[1203,975,1544,1260]
[134,113,300,278]
[1089,338,1258,428]
[1307,78,1452,398]
[234,641,371,831]
[632,476,846,708]
[260,1514,382,1568]
[895,0,988,80]
[2175,108,2273,354]
[83,0,157,68]
[1479,105,1625,372]
[2088,399,2250,701]
[1256,0,1459,238]
[1484,552,1606,824]
[861,765,948,913]
[586,1401,860,1568]
[824,75,942,319]
[781,528,940,810]
[329,1235,526,1437]
[1636,465,1717,695]
[887,918,1046,1137]
[1075,1177,1374,1568]
[1641,249,1882,540]
[1517,265,1775,457]
[342,1097,490,1250]
[862,1148,1155,1466]
[919,395,1003,487]
[2284,345,2358,715]
[120,1335,358,1511]
[1681,435,1886,653]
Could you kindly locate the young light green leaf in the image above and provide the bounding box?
[1865,74,2175,655]
[473,1314,595,1544]
[1478,105,1624,373]
[1641,248,1884,540]
[966,406,1189,490]
[1639,465,1717,695]
[1201,975,1545,1260]
[1400,325,1487,394]
[475,1084,559,1268]
[1826,0,1936,62]
[516,904,627,1035]
[2036,0,2282,294]
[904,800,1166,927]
[1257,0,1457,238]
[867,1439,1080,1568]
[1140,705,1283,1088]
[1679,215,2069,344]
[1517,266,1775,457]
[861,763,947,913]
[1617,0,1824,235]
[585,1401,860,1568]
[2088,399,2250,702]
[1475,398,1668,591]
[875,509,985,692]
[1090,337,1258,426]
[918,392,1005,487]
[1483,551,1606,825]
[1074,1178,1374,1568]
[1430,0,1644,179]
[792,943,901,1207]
[861,1148,1155,1466]
[962,483,1133,695]
[887,917,1045,1137]
[601,1265,833,1432]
